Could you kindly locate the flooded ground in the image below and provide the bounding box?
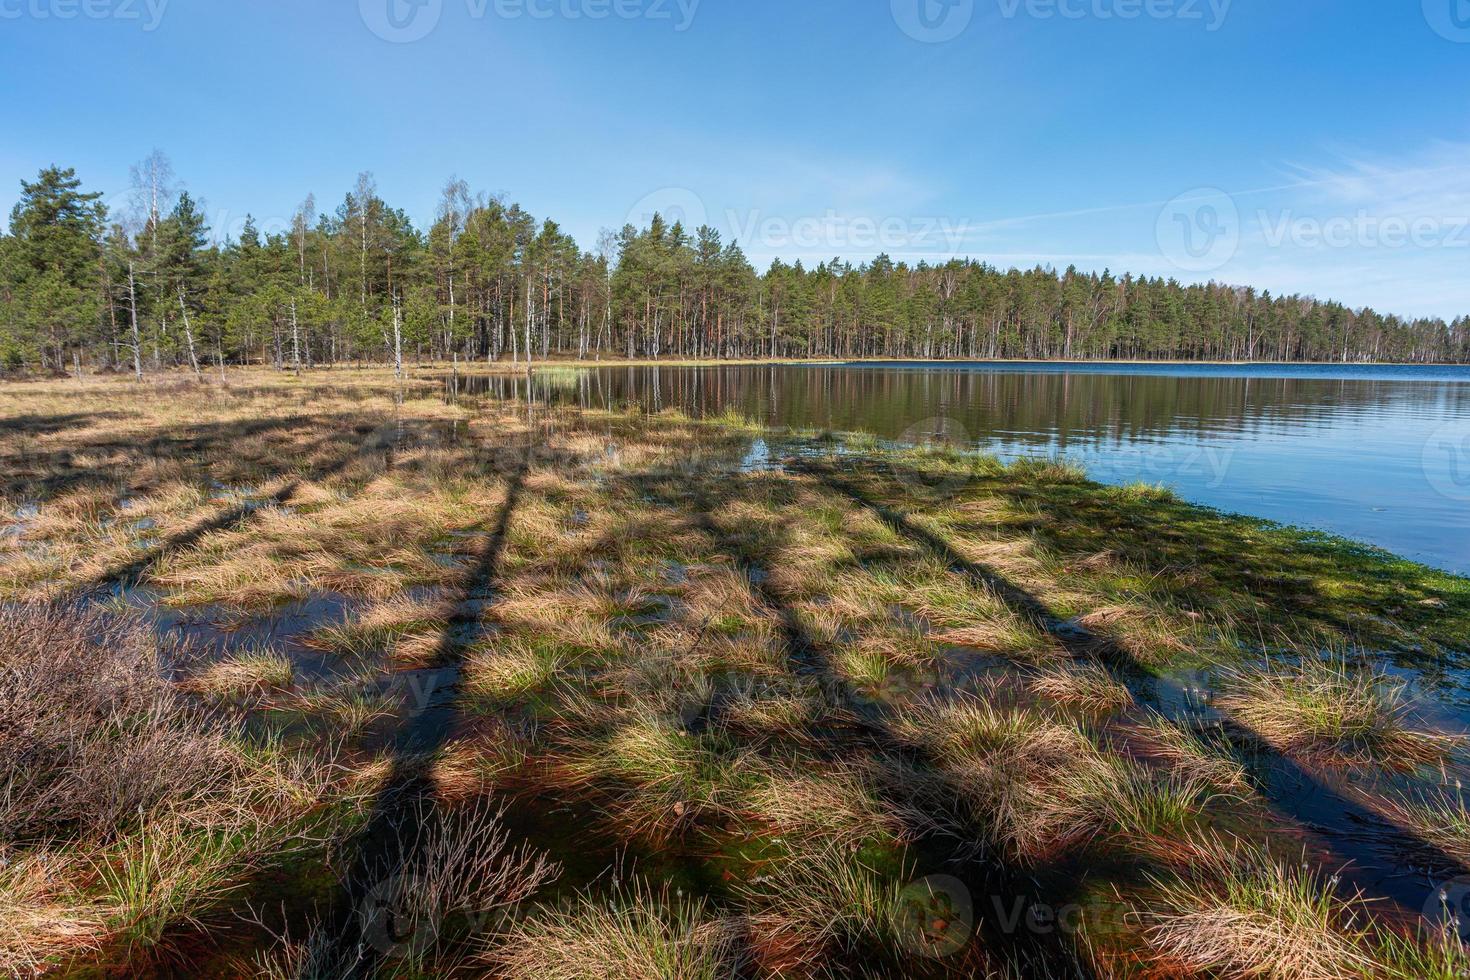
[3,369,1470,977]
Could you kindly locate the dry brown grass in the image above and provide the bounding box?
[1144,841,1377,980]
[1027,663,1132,712]
[744,761,905,850]
[891,697,1115,861]
[182,648,294,699]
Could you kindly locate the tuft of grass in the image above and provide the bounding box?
[1005,455,1088,484]
[1132,712,1251,794]
[0,852,103,974]
[744,761,904,850]
[1376,923,1470,980]
[716,678,831,739]
[1219,656,1456,767]
[489,883,746,980]
[553,705,732,841]
[1144,843,1376,980]
[740,840,910,962]
[307,596,449,657]
[892,697,1114,861]
[1027,663,1132,712]
[92,815,266,957]
[184,648,294,699]
[1383,785,1470,865]
[836,644,893,691]
[1093,766,1217,857]
[465,637,568,703]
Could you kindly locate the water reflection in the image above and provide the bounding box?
[447,364,1470,574]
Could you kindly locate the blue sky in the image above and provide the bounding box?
[2,0,1468,318]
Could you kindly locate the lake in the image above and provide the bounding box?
[451,362,1470,574]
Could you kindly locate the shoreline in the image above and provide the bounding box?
[8,356,1470,386]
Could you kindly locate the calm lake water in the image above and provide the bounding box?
[456,362,1470,575]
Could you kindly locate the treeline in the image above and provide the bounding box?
[3,158,1468,375]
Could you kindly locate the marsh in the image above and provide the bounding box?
[3,368,1470,978]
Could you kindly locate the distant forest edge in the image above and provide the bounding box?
[4,161,1469,375]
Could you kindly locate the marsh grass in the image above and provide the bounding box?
[744,761,905,850]
[489,882,746,979]
[716,678,838,740]
[0,601,351,969]
[1376,923,1470,980]
[1144,843,1378,980]
[739,840,909,965]
[92,815,266,957]
[6,373,1470,975]
[287,685,397,739]
[464,636,569,703]
[1132,712,1252,794]
[0,852,103,975]
[185,647,295,699]
[1219,655,1456,767]
[891,697,1117,860]
[308,597,449,657]
[551,703,736,841]
[1384,785,1470,865]
[1027,663,1132,712]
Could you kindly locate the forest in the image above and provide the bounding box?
[4,158,1469,375]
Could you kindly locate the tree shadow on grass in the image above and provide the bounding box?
[320,454,529,978]
[798,455,1470,920]
[625,464,1099,977]
[0,414,338,500]
[86,426,375,591]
